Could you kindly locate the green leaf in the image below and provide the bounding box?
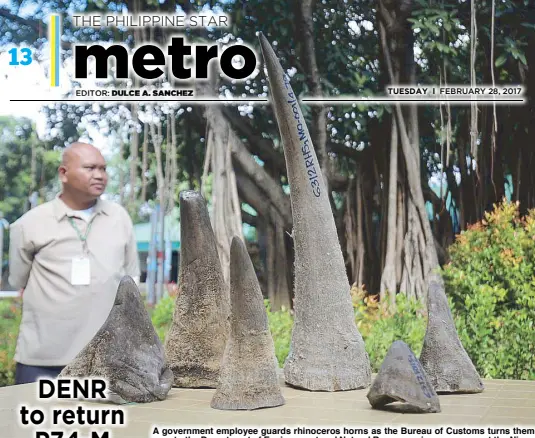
[436,42,448,52]
[427,23,441,35]
[495,54,507,68]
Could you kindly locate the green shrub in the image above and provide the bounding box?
[149,288,427,372]
[443,200,535,380]
[264,288,426,371]
[265,300,293,367]
[0,298,21,387]
[351,286,427,372]
[150,294,176,343]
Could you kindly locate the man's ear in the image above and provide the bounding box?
[58,165,68,183]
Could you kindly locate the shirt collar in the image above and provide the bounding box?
[53,193,110,221]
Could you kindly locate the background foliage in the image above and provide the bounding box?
[444,200,535,380]
[148,284,428,372]
[0,299,20,386]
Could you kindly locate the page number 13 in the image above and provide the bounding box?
[8,48,33,66]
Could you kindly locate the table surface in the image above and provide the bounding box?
[2,375,535,438]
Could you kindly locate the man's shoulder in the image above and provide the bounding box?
[13,200,56,228]
[100,199,133,223]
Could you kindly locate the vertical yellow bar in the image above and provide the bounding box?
[50,15,56,87]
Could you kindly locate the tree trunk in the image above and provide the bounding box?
[234,170,292,310]
[30,139,37,195]
[380,116,398,310]
[202,98,244,286]
[150,121,166,302]
[119,139,126,205]
[395,185,405,286]
[170,113,178,212]
[378,1,436,305]
[129,105,139,208]
[141,123,149,204]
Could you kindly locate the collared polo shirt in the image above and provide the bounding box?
[8,195,140,366]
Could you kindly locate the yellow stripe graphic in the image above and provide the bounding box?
[50,15,56,87]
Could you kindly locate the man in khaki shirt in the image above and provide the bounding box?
[9,142,140,384]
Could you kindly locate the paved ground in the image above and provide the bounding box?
[2,376,534,438]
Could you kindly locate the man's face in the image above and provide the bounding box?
[59,145,108,199]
